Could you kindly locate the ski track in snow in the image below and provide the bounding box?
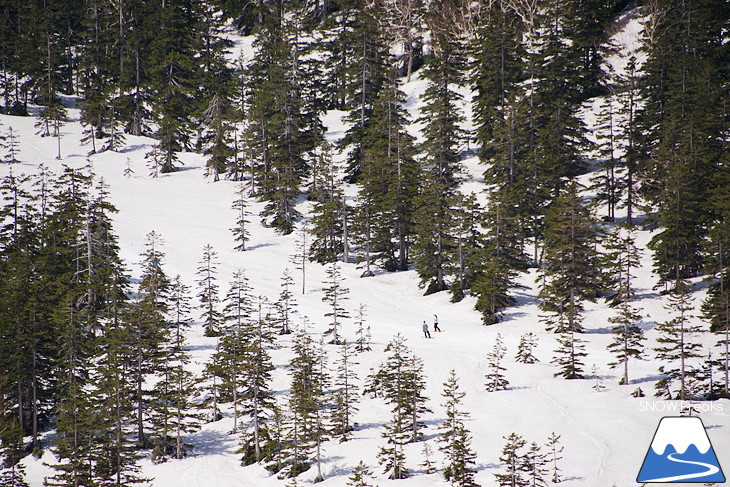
[642,452,720,482]
[535,382,610,480]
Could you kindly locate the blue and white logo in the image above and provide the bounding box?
[637,416,725,483]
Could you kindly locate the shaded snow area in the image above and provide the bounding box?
[3,11,729,487]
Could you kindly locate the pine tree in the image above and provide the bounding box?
[413,6,466,294]
[239,295,276,465]
[438,370,478,487]
[275,270,297,335]
[322,263,350,344]
[150,275,200,462]
[354,304,371,353]
[309,141,345,264]
[347,460,376,487]
[231,183,251,251]
[369,335,429,444]
[524,442,548,487]
[196,244,222,337]
[545,432,563,483]
[290,224,309,294]
[3,126,19,164]
[515,333,539,364]
[654,282,704,400]
[494,433,528,487]
[485,334,509,391]
[330,341,359,442]
[421,441,436,475]
[132,230,171,447]
[201,92,235,181]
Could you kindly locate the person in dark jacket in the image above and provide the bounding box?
[422,321,431,338]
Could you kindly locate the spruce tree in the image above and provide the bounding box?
[485,334,509,392]
[524,442,548,487]
[239,296,276,465]
[231,183,251,251]
[322,263,350,344]
[545,432,563,483]
[515,333,539,364]
[354,304,371,353]
[494,433,528,487]
[309,141,344,264]
[276,270,297,335]
[438,370,478,487]
[347,461,376,487]
[330,341,359,442]
[196,244,223,337]
[654,282,704,400]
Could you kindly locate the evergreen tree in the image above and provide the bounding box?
[438,370,478,487]
[275,270,297,335]
[485,334,509,392]
[413,6,466,294]
[524,442,548,487]
[605,226,645,385]
[545,432,563,483]
[196,244,222,337]
[654,282,704,400]
[290,224,309,294]
[515,333,539,364]
[231,184,251,252]
[347,460,376,487]
[239,295,276,466]
[421,441,436,475]
[354,304,371,353]
[132,231,171,447]
[322,263,350,344]
[494,433,528,487]
[150,275,200,462]
[369,335,429,444]
[330,341,359,442]
[309,141,344,264]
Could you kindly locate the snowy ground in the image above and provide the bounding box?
[3,10,730,487]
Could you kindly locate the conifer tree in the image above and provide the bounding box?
[438,370,478,487]
[524,441,548,487]
[654,282,704,400]
[605,226,645,385]
[354,304,371,353]
[132,231,171,447]
[3,126,19,164]
[150,275,200,462]
[515,333,539,364]
[276,270,297,335]
[231,183,251,251]
[196,244,222,337]
[290,224,309,294]
[239,296,276,465]
[322,263,350,344]
[413,6,466,294]
[545,432,563,483]
[309,141,344,264]
[331,341,359,442]
[347,461,376,487]
[485,334,509,391]
[494,433,528,487]
[421,441,436,474]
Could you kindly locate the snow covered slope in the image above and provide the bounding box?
[2,9,729,487]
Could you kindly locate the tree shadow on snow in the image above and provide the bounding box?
[189,428,239,456]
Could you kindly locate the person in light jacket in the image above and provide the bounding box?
[422,321,431,338]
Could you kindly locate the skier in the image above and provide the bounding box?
[422,321,431,338]
[433,314,441,332]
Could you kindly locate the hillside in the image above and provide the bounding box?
[1,1,729,487]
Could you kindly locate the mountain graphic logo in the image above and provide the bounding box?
[637,416,725,483]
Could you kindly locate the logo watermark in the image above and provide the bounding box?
[639,400,724,413]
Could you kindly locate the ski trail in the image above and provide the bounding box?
[641,452,720,482]
[535,383,610,479]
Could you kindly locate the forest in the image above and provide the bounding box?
[0,0,729,486]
